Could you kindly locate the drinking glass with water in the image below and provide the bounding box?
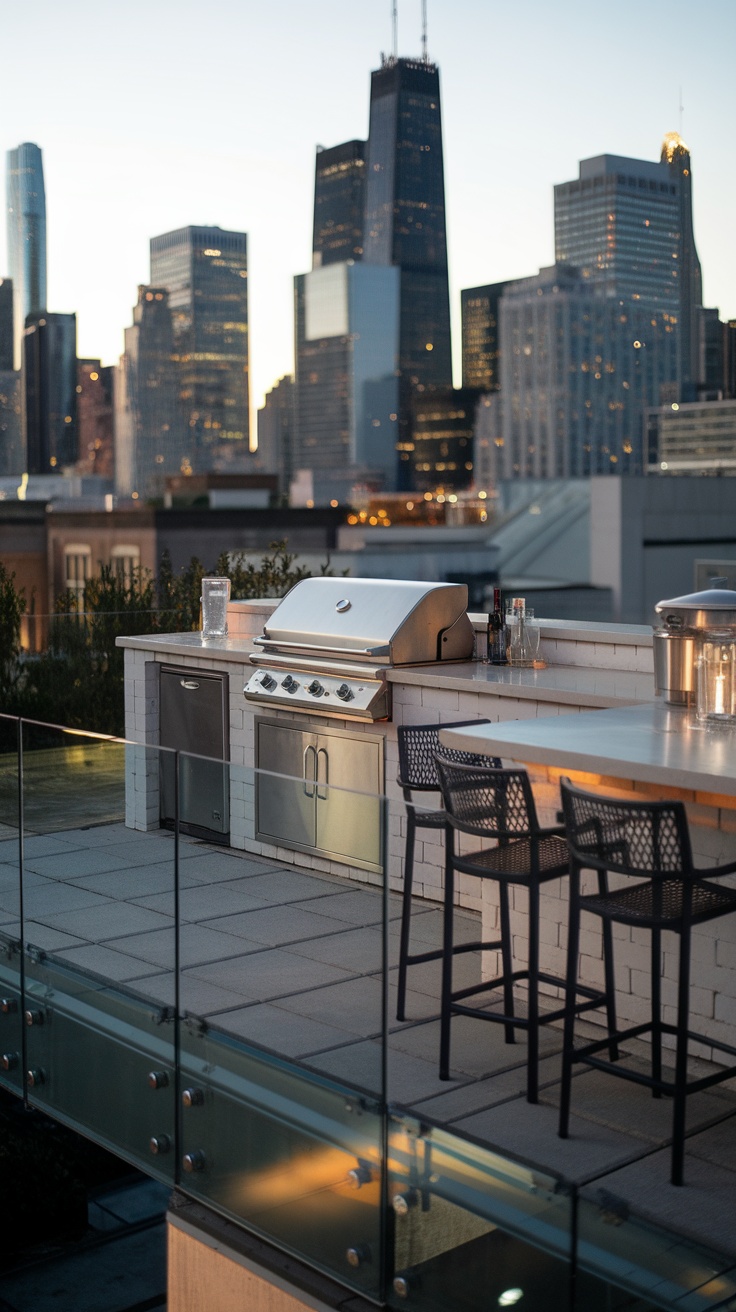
[201,577,231,639]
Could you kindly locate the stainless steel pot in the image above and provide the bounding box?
[653,587,736,704]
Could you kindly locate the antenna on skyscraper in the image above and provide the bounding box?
[392,0,398,59]
[421,0,428,62]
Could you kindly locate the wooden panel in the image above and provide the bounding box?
[167,1221,318,1312]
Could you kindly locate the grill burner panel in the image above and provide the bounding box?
[245,666,389,721]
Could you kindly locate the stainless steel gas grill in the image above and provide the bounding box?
[244,577,474,722]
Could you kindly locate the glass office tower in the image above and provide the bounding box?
[0,278,13,372]
[461,281,513,392]
[363,56,452,484]
[294,261,400,496]
[115,286,182,498]
[150,226,250,464]
[313,140,365,268]
[554,138,702,395]
[22,312,77,474]
[6,143,47,371]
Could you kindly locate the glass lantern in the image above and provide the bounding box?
[695,631,736,727]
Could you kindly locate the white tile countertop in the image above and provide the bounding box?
[439,701,736,798]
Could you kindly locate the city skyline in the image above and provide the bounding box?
[0,0,734,424]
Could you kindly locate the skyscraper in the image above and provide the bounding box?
[312,140,365,268]
[0,277,13,372]
[497,264,677,478]
[76,359,115,479]
[461,281,513,392]
[150,226,250,464]
[22,312,77,474]
[363,56,452,482]
[294,262,400,497]
[554,137,701,395]
[6,143,47,371]
[115,286,181,498]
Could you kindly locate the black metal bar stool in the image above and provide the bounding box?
[558,777,736,1186]
[435,758,608,1103]
[395,720,499,1021]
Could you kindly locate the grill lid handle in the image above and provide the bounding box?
[253,635,390,657]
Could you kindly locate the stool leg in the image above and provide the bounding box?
[651,926,662,1100]
[527,881,540,1104]
[499,881,516,1045]
[439,828,455,1081]
[598,873,619,1063]
[559,864,581,1139]
[671,919,692,1186]
[396,809,416,1022]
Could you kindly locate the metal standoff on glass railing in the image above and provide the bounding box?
[24,1008,44,1027]
[2,1052,19,1071]
[1,998,18,1014]
[346,1244,372,1269]
[27,1068,45,1087]
[393,1273,415,1298]
[392,1189,419,1217]
[149,1134,171,1156]
[182,1150,207,1173]
[181,1087,204,1108]
[347,1162,374,1189]
[148,1070,169,1090]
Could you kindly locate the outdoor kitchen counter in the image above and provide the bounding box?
[387,658,654,709]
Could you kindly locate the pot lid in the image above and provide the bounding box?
[655,588,736,613]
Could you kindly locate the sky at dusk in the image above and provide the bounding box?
[2,0,734,425]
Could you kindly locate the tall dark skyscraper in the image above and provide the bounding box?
[363,56,452,483]
[554,135,702,395]
[22,312,77,474]
[0,277,13,372]
[150,226,250,464]
[6,143,47,371]
[312,140,365,268]
[461,281,513,392]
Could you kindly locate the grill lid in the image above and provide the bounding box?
[254,577,473,665]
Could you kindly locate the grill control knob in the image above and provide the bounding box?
[148,1070,169,1090]
[27,1068,45,1087]
[336,683,354,702]
[281,675,299,693]
[1,998,18,1014]
[182,1087,204,1108]
[259,672,277,691]
[307,679,324,697]
[149,1134,171,1155]
[24,1009,44,1027]
[2,1052,19,1071]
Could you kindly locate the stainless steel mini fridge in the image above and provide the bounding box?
[159,665,229,842]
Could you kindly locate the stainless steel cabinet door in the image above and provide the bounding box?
[256,721,317,849]
[315,734,382,869]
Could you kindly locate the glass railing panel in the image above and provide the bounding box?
[0,714,22,1094]
[176,757,388,1099]
[173,751,388,1295]
[19,721,178,1182]
[179,1025,385,1297]
[386,1112,573,1312]
[577,1187,736,1311]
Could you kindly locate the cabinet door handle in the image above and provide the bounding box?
[316,747,328,801]
[180,680,200,690]
[303,744,317,798]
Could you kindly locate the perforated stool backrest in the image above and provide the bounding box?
[397,720,498,792]
[560,778,693,878]
[435,758,539,841]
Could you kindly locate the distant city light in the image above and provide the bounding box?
[498,1290,524,1307]
[203,248,221,257]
